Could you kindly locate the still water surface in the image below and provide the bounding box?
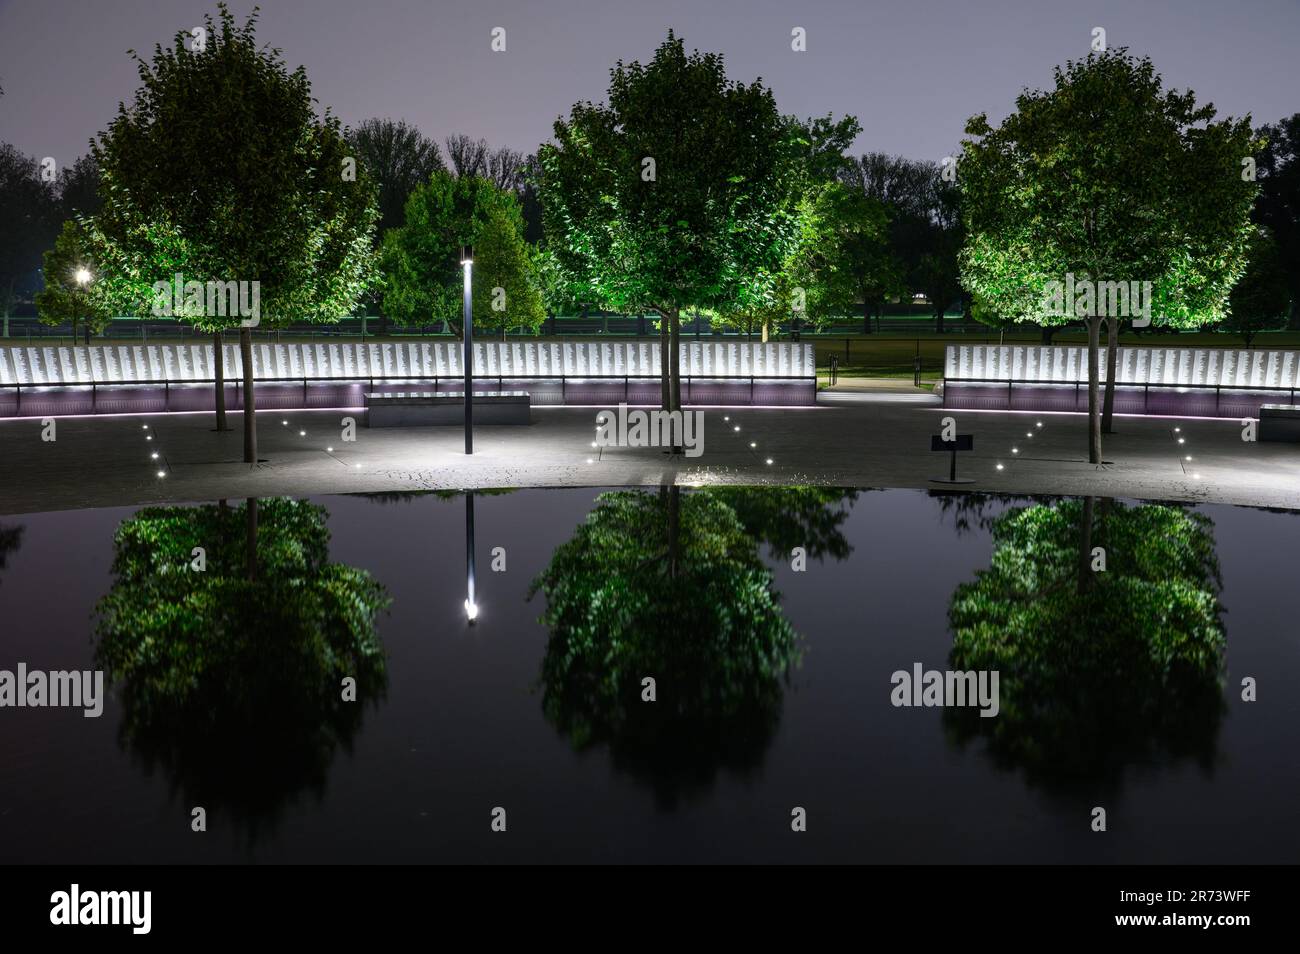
[0,487,1296,863]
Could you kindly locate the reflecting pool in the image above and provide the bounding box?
[0,487,1297,863]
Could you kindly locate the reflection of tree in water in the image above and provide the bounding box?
[530,486,855,809]
[0,523,23,582]
[709,487,860,561]
[95,498,389,841]
[930,491,1051,537]
[945,498,1226,795]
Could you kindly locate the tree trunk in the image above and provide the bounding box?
[1040,324,1055,345]
[761,317,770,343]
[862,294,872,334]
[240,325,257,464]
[213,331,229,431]
[1101,315,1119,434]
[935,308,944,334]
[245,497,258,582]
[658,313,670,410]
[669,308,682,421]
[1086,315,1102,465]
[1077,495,1095,595]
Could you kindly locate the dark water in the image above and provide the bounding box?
[0,487,1297,864]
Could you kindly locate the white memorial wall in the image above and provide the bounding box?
[0,341,814,386]
[945,345,1300,390]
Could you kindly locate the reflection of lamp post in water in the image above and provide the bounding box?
[461,245,474,455]
[464,490,478,623]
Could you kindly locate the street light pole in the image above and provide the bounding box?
[461,245,474,455]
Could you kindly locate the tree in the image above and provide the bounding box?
[1253,115,1300,328]
[1223,228,1291,346]
[797,181,894,331]
[89,4,378,458]
[94,498,389,836]
[56,155,102,219]
[0,143,59,337]
[945,499,1225,791]
[34,219,113,344]
[538,32,803,417]
[470,205,545,337]
[960,49,1257,462]
[347,118,444,236]
[444,134,526,193]
[380,170,538,334]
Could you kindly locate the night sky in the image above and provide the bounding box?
[0,0,1296,171]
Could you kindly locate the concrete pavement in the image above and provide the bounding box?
[0,399,1296,514]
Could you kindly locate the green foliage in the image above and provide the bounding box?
[94,498,389,833]
[88,3,378,331]
[33,219,114,335]
[946,499,1226,790]
[380,170,539,331]
[347,117,444,236]
[1253,115,1300,326]
[537,31,804,319]
[959,48,1258,330]
[1223,227,1291,344]
[529,488,802,806]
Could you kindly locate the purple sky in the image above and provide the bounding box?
[1,0,1296,171]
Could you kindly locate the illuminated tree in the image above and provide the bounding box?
[960,49,1257,459]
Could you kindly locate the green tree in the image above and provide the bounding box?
[471,205,546,338]
[89,3,378,455]
[379,170,536,335]
[347,117,444,236]
[1224,228,1291,346]
[538,32,803,417]
[95,498,389,836]
[945,499,1226,791]
[960,49,1257,461]
[1253,115,1300,328]
[34,219,113,344]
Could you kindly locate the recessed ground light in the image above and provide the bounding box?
[282,420,289,426]
[146,435,152,441]
[142,424,149,430]
[1174,427,1181,432]
[150,452,158,460]
[586,458,594,464]
[156,470,165,478]
[996,463,1004,470]
[327,446,334,452]
[353,464,361,468]
[749,442,756,448]
[1012,447,1018,454]
[590,441,597,448]
[299,430,306,436]
[1185,455,1192,461]
[765,458,773,465]
[1036,422,1043,428]
[733,426,740,432]
[1193,473,1201,479]
[1026,432,1033,438]
[724,415,730,422]
[1178,438,1185,444]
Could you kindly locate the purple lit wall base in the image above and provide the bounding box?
[942,381,1284,419]
[0,377,815,419]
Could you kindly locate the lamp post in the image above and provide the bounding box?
[464,490,477,624]
[74,267,91,347]
[461,245,474,455]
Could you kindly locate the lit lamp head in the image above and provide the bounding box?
[464,599,478,623]
[74,267,92,286]
[460,244,473,267]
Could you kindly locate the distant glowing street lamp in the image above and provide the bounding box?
[73,267,92,346]
[74,267,92,286]
[461,245,474,455]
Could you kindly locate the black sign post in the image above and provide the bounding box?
[930,434,975,484]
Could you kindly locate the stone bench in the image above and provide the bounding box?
[1259,404,1300,442]
[365,390,531,427]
